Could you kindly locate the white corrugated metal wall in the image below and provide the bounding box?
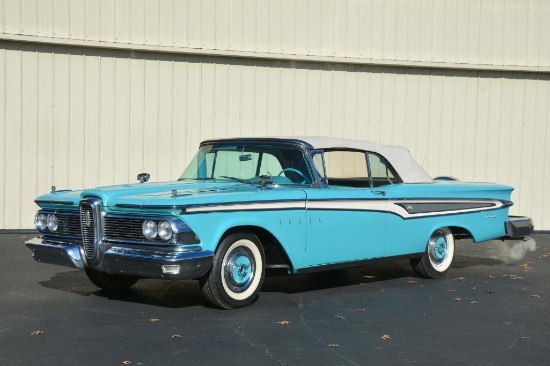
[1,0,549,230]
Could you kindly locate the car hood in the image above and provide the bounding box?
[35,180,306,209]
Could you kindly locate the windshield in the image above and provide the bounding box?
[179,143,313,185]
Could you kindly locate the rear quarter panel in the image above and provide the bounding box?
[384,182,513,256]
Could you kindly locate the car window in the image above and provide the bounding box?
[367,153,401,187]
[323,150,370,188]
[208,150,258,178]
[180,144,312,184]
[312,152,327,184]
[259,153,283,176]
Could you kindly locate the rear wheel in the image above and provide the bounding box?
[84,267,139,290]
[200,233,265,309]
[410,227,455,279]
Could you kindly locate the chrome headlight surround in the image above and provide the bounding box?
[138,218,198,244]
[35,213,47,231]
[158,221,173,241]
[142,220,158,240]
[47,214,58,232]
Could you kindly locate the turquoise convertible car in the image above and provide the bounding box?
[26,137,533,309]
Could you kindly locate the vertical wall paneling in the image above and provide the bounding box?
[266,62,282,136]
[100,0,115,42]
[68,48,85,189]
[4,0,21,34]
[514,1,528,66]
[0,0,5,33]
[319,0,334,56]
[241,0,255,52]
[0,45,6,227]
[294,0,308,55]
[394,0,407,61]
[254,61,269,136]
[1,1,550,67]
[143,53,160,179]
[4,44,22,228]
[157,54,174,182]
[128,55,145,176]
[144,0,160,46]
[173,1,189,47]
[83,48,101,187]
[115,0,130,44]
[20,46,38,228]
[20,0,37,35]
[199,60,215,142]
[268,1,282,54]
[70,0,86,40]
[98,50,115,186]
[227,0,240,50]
[1,1,550,229]
[333,0,347,57]
[52,0,69,39]
[129,0,145,44]
[214,0,228,49]
[305,64,320,135]
[159,0,174,46]
[52,48,69,189]
[113,51,131,184]
[171,56,188,177]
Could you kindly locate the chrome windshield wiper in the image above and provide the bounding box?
[219,176,255,185]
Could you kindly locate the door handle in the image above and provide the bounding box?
[372,190,386,196]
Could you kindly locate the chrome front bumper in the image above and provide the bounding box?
[25,237,213,280]
[505,216,534,239]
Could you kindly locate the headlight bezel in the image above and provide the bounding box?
[47,214,58,232]
[142,220,158,240]
[157,221,173,241]
[35,213,48,231]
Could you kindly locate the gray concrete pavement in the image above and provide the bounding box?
[1,232,549,365]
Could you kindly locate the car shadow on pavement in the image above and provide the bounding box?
[37,254,503,308]
[39,270,209,308]
[262,255,503,293]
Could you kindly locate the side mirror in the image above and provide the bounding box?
[137,173,150,183]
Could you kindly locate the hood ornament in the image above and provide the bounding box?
[137,173,150,183]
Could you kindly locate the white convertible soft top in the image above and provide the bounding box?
[283,136,433,184]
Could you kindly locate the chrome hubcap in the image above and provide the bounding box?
[224,247,255,293]
[428,230,448,266]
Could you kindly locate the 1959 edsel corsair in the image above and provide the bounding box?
[26,137,534,309]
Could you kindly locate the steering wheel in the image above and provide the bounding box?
[277,168,308,184]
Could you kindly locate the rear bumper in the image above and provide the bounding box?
[25,237,213,280]
[504,216,534,239]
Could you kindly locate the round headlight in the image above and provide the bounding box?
[47,214,58,232]
[35,213,47,231]
[142,220,158,240]
[158,221,173,241]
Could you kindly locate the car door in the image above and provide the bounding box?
[302,150,392,268]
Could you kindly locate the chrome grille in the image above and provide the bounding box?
[79,198,102,260]
[56,213,81,236]
[104,216,144,240]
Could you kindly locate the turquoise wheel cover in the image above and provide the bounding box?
[224,247,255,293]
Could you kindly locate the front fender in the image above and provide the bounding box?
[181,208,307,268]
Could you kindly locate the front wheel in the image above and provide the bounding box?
[84,267,139,290]
[200,233,265,309]
[410,227,455,279]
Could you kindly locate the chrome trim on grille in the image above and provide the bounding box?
[36,210,81,238]
[79,197,103,261]
[103,214,200,245]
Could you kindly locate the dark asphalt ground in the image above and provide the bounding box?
[1,232,549,366]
